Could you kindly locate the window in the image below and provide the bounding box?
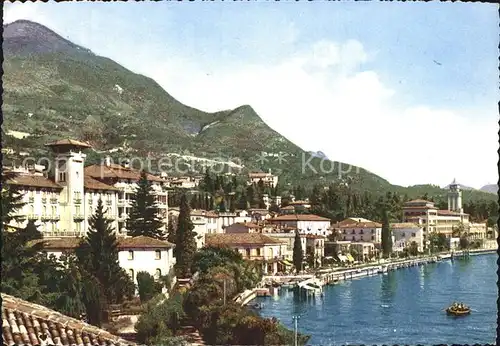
[155,250,161,260]
[129,269,134,280]
[256,248,261,256]
[155,269,162,279]
[246,248,251,257]
[58,172,66,182]
[76,222,82,233]
[51,206,57,215]
[128,251,134,260]
[371,236,375,241]
[371,229,375,234]
[412,233,416,237]
[360,230,364,234]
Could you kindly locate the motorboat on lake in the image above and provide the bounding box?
[446,302,471,316]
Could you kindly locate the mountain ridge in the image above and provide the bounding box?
[2,20,496,202]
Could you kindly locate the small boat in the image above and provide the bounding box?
[446,303,471,317]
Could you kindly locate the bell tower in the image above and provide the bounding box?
[46,139,91,236]
[447,178,463,214]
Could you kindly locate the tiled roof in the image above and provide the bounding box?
[206,233,286,246]
[405,199,434,204]
[1,293,135,346]
[334,218,382,228]
[8,175,62,190]
[248,172,271,178]
[437,210,463,216]
[84,176,118,191]
[391,223,422,229]
[288,200,310,205]
[45,139,92,148]
[84,165,164,182]
[29,236,174,250]
[402,205,437,210]
[269,214,331,222]
[280,206,295,210]
[117,236,174,249]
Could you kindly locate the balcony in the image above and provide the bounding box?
[117,199,126,206]
[73,214,85,222]
[28,214,39,220]
[29,197,35,203]
[50,198,59,204]
[44,231,85,238]
[74,198,82,205]
[41,215,52,221]
[106,200,112,206]
[50,215,60,221]
[41,198,47,204]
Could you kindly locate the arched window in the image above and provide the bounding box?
[155,269,162,279]
[129,269,134,280]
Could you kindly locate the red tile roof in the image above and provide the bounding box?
[84,164,164,182]
[390,223,422,229]
[402,205,437,210]
[45,139,92,148]
[335,219,382,228]
[1,293,135,346]
[437,210,463,216]
[405,199,434,204]
[83,176,118,191]
[269,214,331,222]
[206,233,285,246]
[8,175,62,190]
[30,236,174,250]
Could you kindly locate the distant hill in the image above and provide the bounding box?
[2,20,497,203]
[480,184,498,194]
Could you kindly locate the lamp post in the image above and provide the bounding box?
[292,315,300,346]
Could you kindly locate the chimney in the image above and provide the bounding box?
[104,156,111,167]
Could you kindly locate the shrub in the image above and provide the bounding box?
[137,271,163,303]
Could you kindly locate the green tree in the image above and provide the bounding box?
[1,172,26,228]
[77,199,134,304]
[292,231,303,273]
[167,217,177,253]
[175,193,197,278]
[127,170,165,240]
[381,210,393,258]
[408,241,419,256]
[137,271,163,303]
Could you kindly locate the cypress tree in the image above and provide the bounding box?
[127,170,165,240]
[175,193,197,278]
[77,199,134,304]
[167,217,177,255]
[381,209,393,258]
[1,172,26,228]
[292,231,303,274]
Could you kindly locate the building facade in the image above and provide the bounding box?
[268,214,332,236]
[332,218,382,243]
[6,139,169,238]
[391,222,424,253]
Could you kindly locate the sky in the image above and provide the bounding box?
[4,2,499,188]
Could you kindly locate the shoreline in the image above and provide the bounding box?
[249,247,497,302]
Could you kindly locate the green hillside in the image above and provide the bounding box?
[2,20,496,203]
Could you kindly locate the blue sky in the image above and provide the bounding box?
[4,2,498,188]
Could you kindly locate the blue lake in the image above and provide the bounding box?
[255,254,497,345]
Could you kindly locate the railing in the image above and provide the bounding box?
[44,231,85,237]
[51,215,61,221]
[50,198,59,204]
[29,197,35,203]
[41,198,47,204]
[73,214,85,221]
[41,215,52,221]
[106,200,112,206]
[28,214,39,220]
[74,198,82,204]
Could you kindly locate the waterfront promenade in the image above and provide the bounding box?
[255,252,497,344]
[261,247,497,288]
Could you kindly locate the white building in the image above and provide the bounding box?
[6,139,169,237]
[268,214,332,236]
[247,170,278,188]
[30,235,176,291]
[332,218,383,243]
[391,223,424,253]
[205,233,288,274]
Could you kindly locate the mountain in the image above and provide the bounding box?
[480,184,498,194]
[1,20,496,203]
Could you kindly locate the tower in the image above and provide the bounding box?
[447,178,463,214]
[46,139,91,236]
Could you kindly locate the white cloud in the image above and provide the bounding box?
[138,39,496,188]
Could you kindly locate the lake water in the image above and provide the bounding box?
[255,254,497,345]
